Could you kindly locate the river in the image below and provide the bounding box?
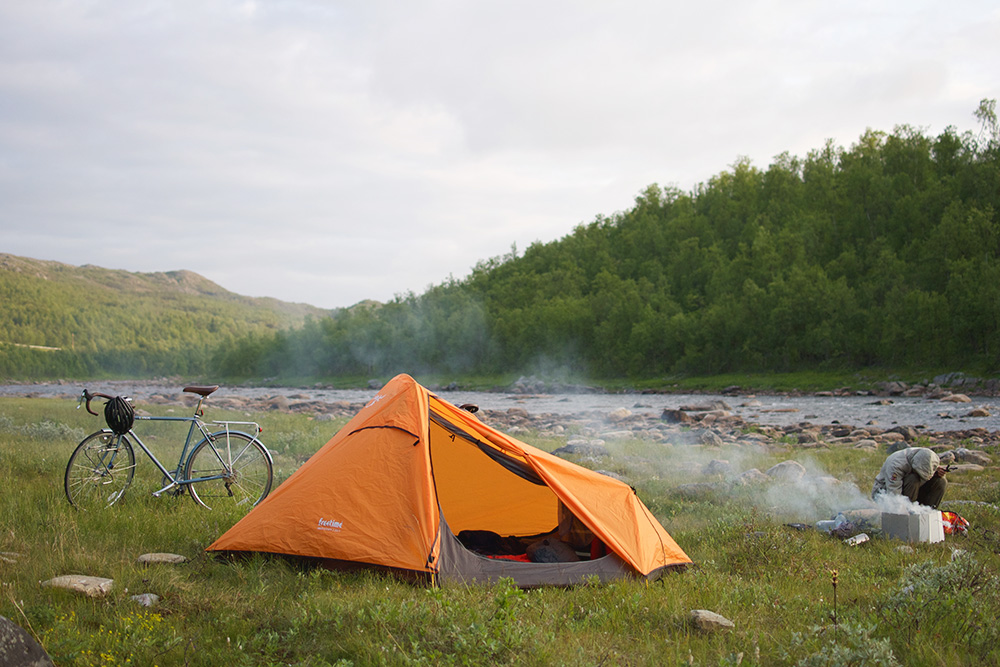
[2,380,999,433]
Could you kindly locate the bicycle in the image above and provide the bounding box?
[65,385,274,511]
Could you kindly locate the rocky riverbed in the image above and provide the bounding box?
[119,385,1000,454]
[5,378,999,450]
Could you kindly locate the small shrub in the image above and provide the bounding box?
[783,622,899,666]
[876,553,1000,661]
[0,415,85,442]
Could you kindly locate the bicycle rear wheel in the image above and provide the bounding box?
[184,431,273,510]
[65,430,136,510]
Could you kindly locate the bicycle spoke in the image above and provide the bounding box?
[185,432,272,510]
[64,431,136,510]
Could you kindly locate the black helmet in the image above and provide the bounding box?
[104,395,135,435]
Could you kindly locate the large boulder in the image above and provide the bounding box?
[0,616,54,667]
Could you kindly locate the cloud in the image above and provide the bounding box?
[1,0,998,308]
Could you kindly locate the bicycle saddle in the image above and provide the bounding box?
[183,385,220,397]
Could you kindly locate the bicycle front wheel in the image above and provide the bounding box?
[65,430,136,510]
[184,431,273,510]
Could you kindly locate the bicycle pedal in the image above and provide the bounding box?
[152,482,181,498]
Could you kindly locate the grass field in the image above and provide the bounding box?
[2,395,999,666]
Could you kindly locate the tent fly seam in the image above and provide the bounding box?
[348,425,420,445]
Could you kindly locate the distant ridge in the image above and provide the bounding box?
[0,253,332,378]
[2,254,327,315]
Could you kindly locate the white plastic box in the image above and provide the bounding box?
[881,511,944,543]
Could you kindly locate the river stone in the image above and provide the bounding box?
[703,459,732,476]
[699,430,724,446]
[888,425,919,441]
[965,407,991,418]
[551,443,609,458]
[131,593,161,607]
[265,395,290,410]
[138,552,187,565]
[690,609,734,632]
[41,575,113,598]
[953,448,992,465]
[661,409,693,424]
[734,468,770,486]
[940,394,972,403]
[679,400,731,412]
[765,460,806,481]
[0,616,54,667]
[608,407,632,422]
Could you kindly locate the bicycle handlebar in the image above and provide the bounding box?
[77,389,113,416]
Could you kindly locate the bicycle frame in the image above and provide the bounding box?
[78,387,265,495]
[69,386,273,511]
[128,414,264,497]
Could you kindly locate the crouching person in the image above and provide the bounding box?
[871,447,947,509]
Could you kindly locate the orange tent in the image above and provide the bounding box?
[207,374,691,586]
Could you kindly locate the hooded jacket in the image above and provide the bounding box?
[871,447,940,498]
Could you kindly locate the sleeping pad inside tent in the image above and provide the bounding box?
[207,374,691,586]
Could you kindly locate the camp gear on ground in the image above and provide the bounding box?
[941,510,969,535]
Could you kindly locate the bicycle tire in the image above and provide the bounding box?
[184,431,273,510]
[64,430,136,510]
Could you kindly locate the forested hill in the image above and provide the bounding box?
[6,102,1000,382]
[0,254,329,378]
[213,102,1000,381]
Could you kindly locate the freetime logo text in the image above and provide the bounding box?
[317,518,343,532]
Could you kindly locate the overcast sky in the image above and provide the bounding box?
[2,1,998,309]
